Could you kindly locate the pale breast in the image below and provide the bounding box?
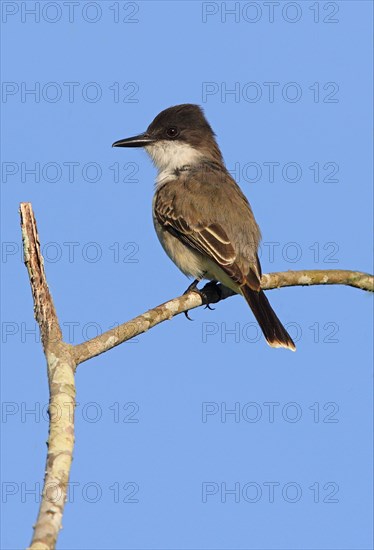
[152,212,205,279]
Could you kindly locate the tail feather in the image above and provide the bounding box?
[241,285,296,351]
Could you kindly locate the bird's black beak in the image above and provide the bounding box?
[112,133,155,148]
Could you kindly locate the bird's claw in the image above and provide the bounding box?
[183,278,205,320]
[183,278,201,295]
[184,310,194,321]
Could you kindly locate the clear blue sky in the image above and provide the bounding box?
[1,1,373,549]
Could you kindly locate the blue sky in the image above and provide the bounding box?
[1,1,373,549]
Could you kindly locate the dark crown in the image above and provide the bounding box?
[147,104,215,137]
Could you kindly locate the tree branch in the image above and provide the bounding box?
[260,269,373,292]
[20,202,373,548]
[20,203,76,550]
[72,268,373,365]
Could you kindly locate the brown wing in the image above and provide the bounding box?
[155,190,255,286]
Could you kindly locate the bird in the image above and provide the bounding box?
[113,104,295,351]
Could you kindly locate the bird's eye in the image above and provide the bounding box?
[166,127,179,138]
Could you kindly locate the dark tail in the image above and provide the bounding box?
[241,285,296,351]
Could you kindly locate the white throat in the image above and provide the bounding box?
[145,141,203,186]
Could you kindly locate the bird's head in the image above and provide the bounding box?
[112,104,222,172]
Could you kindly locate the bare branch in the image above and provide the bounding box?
[73,269,373,365]
[20,204,76,550]
[260,269,373,292]
[20,203,62,348]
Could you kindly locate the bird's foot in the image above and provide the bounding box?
[201,281,222,306]
[183,279,219,320]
